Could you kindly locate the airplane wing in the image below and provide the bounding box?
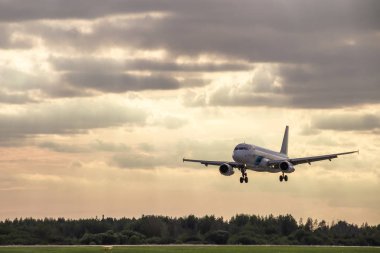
[268,150,359,166]
[183,158,245,168]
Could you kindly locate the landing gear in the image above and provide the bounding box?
[240,169,248,183]
[279,173,289,182]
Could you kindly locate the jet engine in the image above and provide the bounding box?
[219,163,234,176]
[279,161,295,173]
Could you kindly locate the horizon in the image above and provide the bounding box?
[1,213,377,227]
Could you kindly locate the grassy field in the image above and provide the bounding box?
[0,246,379,253]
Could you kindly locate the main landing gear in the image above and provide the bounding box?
[240,169,248,183]
[279,173,288,182]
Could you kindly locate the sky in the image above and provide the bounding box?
[0,0,379,225]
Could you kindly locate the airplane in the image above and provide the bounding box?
[183,126,358,183]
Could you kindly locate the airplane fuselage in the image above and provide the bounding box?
[232,143,293,173]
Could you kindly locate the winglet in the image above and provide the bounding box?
[280,126,289,155]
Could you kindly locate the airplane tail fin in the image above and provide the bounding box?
[280,126,289,155]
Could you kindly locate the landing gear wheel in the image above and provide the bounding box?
[240,169,248,184]
[284,175,288,182]
[279,175,284,182]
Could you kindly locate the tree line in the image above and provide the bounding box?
[0,214,379,245]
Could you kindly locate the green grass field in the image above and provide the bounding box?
[0,246,379,253]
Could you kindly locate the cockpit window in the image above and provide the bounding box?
[234,147,249,150]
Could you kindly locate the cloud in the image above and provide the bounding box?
[50,57,190,93]
[312,113,380,132]
[51,57,125,73]
[278,60,380,108]
[208,87,288,107]
[183,65,290,107]
[0,0,170,22]
[37,140,130,153]
[48,57,246,95]
[37,141,88,153]
[41,85,92,98]
[0,25,13,48]
[29,1,380,108]
[0,90,37,104]
[0,67,90,101]
[0,98,147,143]
[0,24,33,49]
[185,57,380,108]
[125,59,250,72]
[0,67,45,91]
[21,1,380,61]
[2,0,377,108]
[51,57,250,73]
[62,72,180,93]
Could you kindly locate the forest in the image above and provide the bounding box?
[0,214,379,246]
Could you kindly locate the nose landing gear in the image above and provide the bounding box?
[240,169,248,183]
[279,173,288,182]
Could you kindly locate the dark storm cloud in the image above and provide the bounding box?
[50,57,246,92]
[0,0,171,22]
[23,0,380,61]
[2,0,379,108]
[2,0,378,32]
[204,48,380,109]
[42,85,92,98]
[51,57,243,93]
[52,57,182,93]
[63,72,180,92]
[51,57,125,73]
[47,56,248,93]
[278,60,380,108]
[313,114,380,132]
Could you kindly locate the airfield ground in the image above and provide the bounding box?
[0,246,379,253]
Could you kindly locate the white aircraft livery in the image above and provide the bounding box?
[183,126,358,183]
